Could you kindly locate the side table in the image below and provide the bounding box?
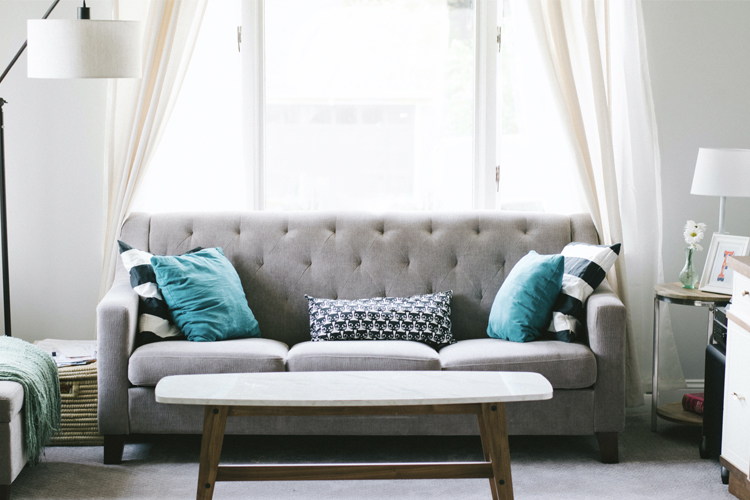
[652,283,730,432]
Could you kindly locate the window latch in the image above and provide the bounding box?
[237,26,242,53]
[495,166,500,192]
[497,26,501,53]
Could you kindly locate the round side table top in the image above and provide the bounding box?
[656,402,702,427]
[654,282,731,303]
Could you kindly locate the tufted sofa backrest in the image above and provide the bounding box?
[119,211,598,347]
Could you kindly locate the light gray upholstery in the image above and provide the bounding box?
[97,277,139,435]
[97,211,626,440]
[287,341,441,372]
[0,382,24,424]
[129,338,288,386]
[587,281,627,432]
[140,211,586,346]
[439,338,597,389]
[127,386,593,436]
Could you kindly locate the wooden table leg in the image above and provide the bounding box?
[197,405,229,500]
[481,403,514,500]
[478,411,499,500]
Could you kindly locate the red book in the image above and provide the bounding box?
[682,393,704,415]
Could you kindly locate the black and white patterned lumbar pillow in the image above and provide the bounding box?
[118,241,201,345]
[306,291,455,347]
[549,242,621,342]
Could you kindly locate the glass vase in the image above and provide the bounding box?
[679,247,698,289]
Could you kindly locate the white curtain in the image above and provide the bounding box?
[100,0,208,297]
[515,0,685,405]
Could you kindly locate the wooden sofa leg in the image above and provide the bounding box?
[596,432,619,464]
[0,484,10,500]
[103,435,126,465]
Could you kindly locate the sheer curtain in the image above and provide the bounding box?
[513,0,684,405]
[100,0,208,296]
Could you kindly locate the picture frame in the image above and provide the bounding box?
[698,233,750,294]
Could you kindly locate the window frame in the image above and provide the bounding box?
[242,0,500,211]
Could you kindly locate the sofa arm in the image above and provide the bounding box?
[97,275,138,436]
[586,280,627,433]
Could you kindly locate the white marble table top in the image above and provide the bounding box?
[155,371,553,407]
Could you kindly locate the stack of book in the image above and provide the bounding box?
[35,339,96,367]
[682,392,704,415]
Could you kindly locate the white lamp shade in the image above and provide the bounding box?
[27,20,142,79]
[691,148,750,197]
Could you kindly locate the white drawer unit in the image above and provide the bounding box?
[723,257,750,499]
[722,320,750,473]
[731,272,750,321]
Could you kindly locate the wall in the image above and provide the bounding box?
[642,0,750,382]
[0,0,110,343]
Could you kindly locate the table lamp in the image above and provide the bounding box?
[690,148,750,234]
[0,0,141,336]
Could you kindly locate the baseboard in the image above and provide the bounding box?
[685,379,705,391]
[641,379,705,393]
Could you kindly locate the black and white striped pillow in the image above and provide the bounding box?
[549,242,621,342]
[118,241,201,345]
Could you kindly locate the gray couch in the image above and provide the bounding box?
[97,211,626,465]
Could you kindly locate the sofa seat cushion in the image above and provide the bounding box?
[0,381,23,424]
[287,340,441,371]
[439,338,596,389]
[128,338,288,386]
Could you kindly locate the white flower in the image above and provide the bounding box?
[683,220,707,251]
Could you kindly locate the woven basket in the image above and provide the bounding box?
[50,362,104,446]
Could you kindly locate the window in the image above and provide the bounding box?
[132,0,245,213]
[263,0,477,210]
[497,0,585,214]
[135,0,583,214]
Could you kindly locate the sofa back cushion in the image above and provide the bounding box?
[119,211,598,347]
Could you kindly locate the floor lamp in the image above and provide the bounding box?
[0,0,141,336]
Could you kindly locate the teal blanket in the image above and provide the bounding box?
[0,337,60,465]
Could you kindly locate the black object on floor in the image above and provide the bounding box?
[701,342,725,461]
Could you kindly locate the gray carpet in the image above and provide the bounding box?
[12,407,733,499]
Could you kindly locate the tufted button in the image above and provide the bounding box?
[355,258,362,266]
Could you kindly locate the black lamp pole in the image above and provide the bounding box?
[0,0,61,336]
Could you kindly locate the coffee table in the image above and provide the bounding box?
[155,371,553,500]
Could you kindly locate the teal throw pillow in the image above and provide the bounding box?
[150,248,260,342]
[487,251,565,343]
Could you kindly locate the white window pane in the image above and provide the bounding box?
[264,0,475,211]
[498,1,585,214]
[132,0,245,213]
